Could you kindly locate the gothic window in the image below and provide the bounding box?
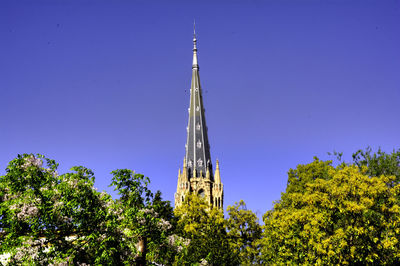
[198,189,205,198]
[196,123,201,130]
[197,159,203,167]
[197,140,202,148]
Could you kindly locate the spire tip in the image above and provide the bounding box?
[192,21,198,67]
[193,19,196,38]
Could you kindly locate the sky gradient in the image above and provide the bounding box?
[1,0,399,218]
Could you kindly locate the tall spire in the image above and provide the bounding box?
[185,28,212,179]
[175,28,224,210]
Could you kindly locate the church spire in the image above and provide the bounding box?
[175,28,223,210]
[185,28,212,180]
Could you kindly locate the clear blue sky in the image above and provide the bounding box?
[1,0,399,218]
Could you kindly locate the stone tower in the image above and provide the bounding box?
[174,30,224,209]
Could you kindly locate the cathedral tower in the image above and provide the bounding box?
[175,30,224,209]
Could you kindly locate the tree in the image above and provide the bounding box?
[329,147,400,182]
[174,193,237,265]
[0,154,177,265]
[0,154,122,265]
[261,159,400,264]
[110,169,175,265]
[352,147,400,183]
[226,200,262,265]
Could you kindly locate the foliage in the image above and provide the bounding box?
[261,159,400,264]
[329,147,400,182]
[226,200,262,265]
[286,158,332,195]
[174,193,237,265]
[0,154,122,265]
[3,148,400,265]
[0,154,175,265]
[352,147,400,182]
[110,169,175,265]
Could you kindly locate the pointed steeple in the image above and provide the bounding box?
[181,157,188,182]
[175,27,223,210]
[185,27,213,180]
[214,159,221,184]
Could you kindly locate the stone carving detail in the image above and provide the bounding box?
[197,140,202,148]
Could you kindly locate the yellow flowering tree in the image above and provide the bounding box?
[226,200,262,264]
[174,193,237,265]
[261,159,400,264]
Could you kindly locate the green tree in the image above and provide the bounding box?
[285,157,333,195]
[226,200,262,265]
[352,147,400,182]
[110,169,175,265]
[0,154,123,265]
[174,193,237,265]
[261,159,400,264]
[329,147,400,182]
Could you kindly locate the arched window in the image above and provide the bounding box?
[198,189,205,198]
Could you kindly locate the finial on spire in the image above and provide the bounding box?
[214,159,221,183]
[193,21,197,50]
[192,21,198,68]
[193,19,196,39]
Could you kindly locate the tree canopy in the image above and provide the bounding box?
[174,193,237,265]
[0,154,116,264]
[0,154,176,265]
[2,148,400,265]
[226,200,262,265]
[261,157,400,264]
